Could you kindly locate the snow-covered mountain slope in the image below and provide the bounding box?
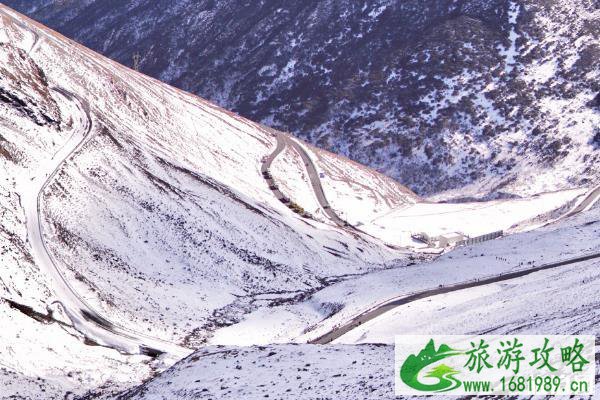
[0,12,154,398]
[112,207,600,400]
[1,0,586,359]
[118,344,395,400]
[0,3,598,398]
[117,343,600,400]
[0,0,426,330]
[268,135,420,226]
[360,188,586,247]
[0,300,151,399]
[5,0,599,197]
[203,205,600,346]
[338,256,600,345]
[0,4,417,395]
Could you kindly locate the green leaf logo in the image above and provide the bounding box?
[400,339,463,392]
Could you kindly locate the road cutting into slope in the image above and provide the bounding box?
[309,252,600,344]
[564,185,600,217]
[305,184,600,343]
[532,184,600,230]
[22,87,190,359]
[261,131,350,228]
[285,136,349,227]
[260,131,288,202]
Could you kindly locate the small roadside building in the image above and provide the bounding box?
[434,232,468,248]
[411,232,468,248]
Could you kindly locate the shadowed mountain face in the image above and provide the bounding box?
[7,0,599,197]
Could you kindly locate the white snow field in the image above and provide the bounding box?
[116,341,600,400]
[0,4,416,396]
[208,206,600,346]
[337,256,600,345]
[114,206,600,399]
[0,1,402,348]
[335,209,600,348]
[0,3,598,398]
[360,188,588,247]
[119,344,396,400]
[276,138,592,248]
[298,141,420,227]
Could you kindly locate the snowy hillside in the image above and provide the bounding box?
[5,0,599,197]
[0,3,598,398]
[119,344,396,400]
[202,204,600,347]
[0,4,414,396]
[116,341,600,400]
[115,206,600,399]
[335,207,600,345]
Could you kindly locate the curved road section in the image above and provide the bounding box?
[2,7,190,358]
[286,136,348,226]
[565,185,600,217]
[22,88,189,358]
[261,131,349,227]
[260,132,288,203]
[309,252,600,344]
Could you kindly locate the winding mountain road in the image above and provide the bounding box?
[23,88,190,358]
[261,131,349,227]
[260,132,288,202]
[7,3,600,358]
[286,136,348,226]
[2,5,190,358]
[259,129,600,345]
[309,252,600,344]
